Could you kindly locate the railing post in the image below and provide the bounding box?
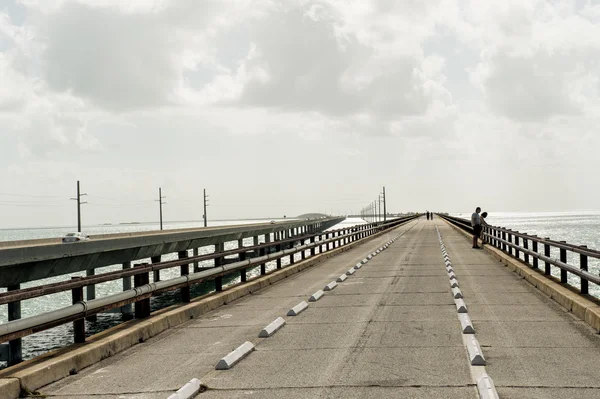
[260,247,266,275]
[71,277,85,343]
[501,230,506,251]
[580,246,588,295]
[214,242,224,292]
[7,284,22,366]
[238,239,247,283]
[522,236,529,264]
[326,233,331,251]
[193,248,200,273]
[151,255,161,282]
[301,239,306,260]
[544,239,551,275]
[85,268,97,322]
[121,261,133,317]
[532,238,539,269]
[514,234,520,259]
[310,236,316,256]
[276,244,282,269]
[319,234,324,253]
[508,230,513,256]
[560,242,567,284]
[178,250,190,303]
[134,264,151,318]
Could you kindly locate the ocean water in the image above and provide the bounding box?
[0,217,363,365]
[452,211,600,295]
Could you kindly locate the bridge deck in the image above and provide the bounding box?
[40,220,600,398]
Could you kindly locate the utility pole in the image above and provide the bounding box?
[378,195,382,222]
[70,180,87,232]
[203,189,209,227]
[156,187,166,230]
[383,186,387,221]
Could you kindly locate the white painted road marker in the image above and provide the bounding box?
[459,313,475,334]
[309,290,324,302]
[337,274,348,282]
[259,317,286,338]
[455,298,468,313]
[287,301,309,316]
[466,335,486,365]
[324,281,338,291]
[216,341,255,370]
[167,378,204,399]
[452,287,463,299]
[477,374,500,399]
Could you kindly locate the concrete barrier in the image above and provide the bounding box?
[309,290,324,302]
[259,317,286,338]
[459,314,475,334]
[324,281,338,291]
[287,302,309,316]
[466,336,486,366]
[336,274,348,283]
[215,341,255,370]
[477,374,499,399]
[167,378,204,399]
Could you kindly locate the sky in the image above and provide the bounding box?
[1,0,599,228]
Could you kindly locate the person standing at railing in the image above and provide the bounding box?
[480,212,488,245]
[471,207,483,249]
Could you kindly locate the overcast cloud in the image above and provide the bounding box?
[1,0,599,228]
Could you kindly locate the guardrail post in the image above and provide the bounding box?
[7,284,22,366]
[134,264,151,318]
[238,239,247,282]
[71,277,85,343]
[85,268,97,322]
[290,246,295,264]
[501,230,506,251]
[214,242,224,292]
[121,261,133,317]
[580,246,588,295]
[276,243,282,269]
[301,239,306,260]
[178,251,190,302]
[151,255,161,282]
[514,234,520,259]
[532,238,539,269]
[560,242,567,284]
[507,230,513,256]
[260,246,266,275]
[327,233,332,251]
[544,239,551,275]
[310,236,316,256]
[319,234,324,253]
[193,248,200,273]
[523,237,530,264]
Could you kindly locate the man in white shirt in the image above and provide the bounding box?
[471,207,482,249]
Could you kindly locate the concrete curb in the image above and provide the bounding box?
[354,263,363,270]
[336,274,348,283]
[443,219,600,333]
[258,317,286,338]
[346,268,356,276]
[287,301,309,316]
[309,290,324,302]
[450,280,460,288]
[452,287,463,299]
[0,222,407,396]
[215,341,255,370]
[477,374,500,399]
[324,281,338,291]
[466,336,486,366]
[0,378,19,399]
[167,378,203,399]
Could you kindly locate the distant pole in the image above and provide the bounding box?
[157,187,166,230]
[378,195,382,222]
[70,180,87,232]
[203,188,208,227]
[383,186,387,222]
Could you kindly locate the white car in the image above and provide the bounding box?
[62,232,90,243]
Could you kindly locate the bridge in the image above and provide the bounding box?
[2,216,600,398]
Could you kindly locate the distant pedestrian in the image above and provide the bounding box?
[471,207,482,249]
[426,211,429,220]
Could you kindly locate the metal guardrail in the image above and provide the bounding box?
[439,214,600,297]
[0,216,417,366]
